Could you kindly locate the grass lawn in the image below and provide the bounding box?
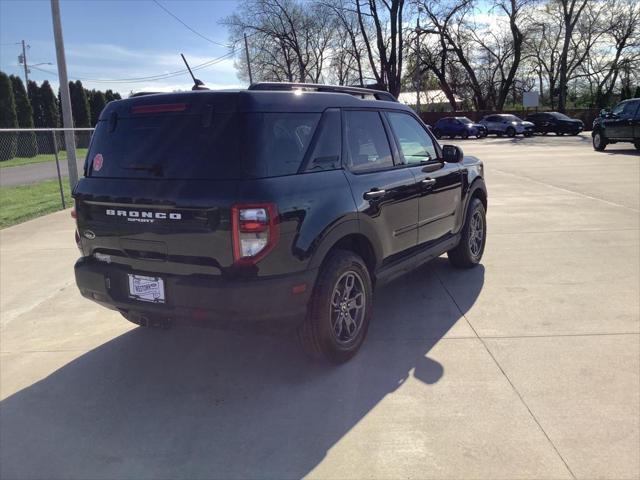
[0,179,72,229]
[0,148,88,169]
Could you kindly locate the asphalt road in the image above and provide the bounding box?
[0,159,71,187]
[1,134,638,479]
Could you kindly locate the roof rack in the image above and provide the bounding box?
[248,82,397,102]
[129,92,162,98]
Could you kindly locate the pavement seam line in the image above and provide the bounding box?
[435,271,578,480]
[492,168,640,213]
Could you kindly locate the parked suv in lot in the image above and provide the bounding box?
[592,98,640,151]
[73,83,488,363]
[479,114,535,137]
[432,116,487,139]
[525,112,583,135]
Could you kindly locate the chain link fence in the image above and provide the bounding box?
[0,128,94,228]
[0,128,94,208]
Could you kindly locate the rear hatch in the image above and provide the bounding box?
[74,92,242,275]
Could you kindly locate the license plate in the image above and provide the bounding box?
[128,274,165,303]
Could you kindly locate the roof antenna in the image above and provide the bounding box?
[181,53,207,90]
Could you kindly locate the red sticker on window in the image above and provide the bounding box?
[93,153,104,172]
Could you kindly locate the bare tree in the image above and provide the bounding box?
[223,0,334,83]
[354,0,406,96]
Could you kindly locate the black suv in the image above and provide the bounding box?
[525,111,583,135]
[73,83,487,363]
[592,98,640,151]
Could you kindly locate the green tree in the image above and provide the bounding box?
[10,75,37,157]
[104,89,122,103]
[88,89,106,126]
[69,80,91,127]
[27,80,43,127]
[0,71,18,161]
[40,81,60,128]
[39,80,61,153]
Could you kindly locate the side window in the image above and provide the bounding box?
[344,111,394,172]
[303,109,341,172]
[244,113,320,177]
[612,102,626,117]
[620,101,639,120]
[386,111,438,164]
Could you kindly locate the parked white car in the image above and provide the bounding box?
[479,114,535,137]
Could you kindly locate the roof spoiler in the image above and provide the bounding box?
[248,82,397,102]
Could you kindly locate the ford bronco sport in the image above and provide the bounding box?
[592,98,640,151]
[73,83,488,363]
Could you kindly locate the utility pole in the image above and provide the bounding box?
[244,33,253,85]
[50,0,78,189]
[20,40,29,87]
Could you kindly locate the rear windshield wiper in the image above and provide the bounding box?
[124,164,164,177]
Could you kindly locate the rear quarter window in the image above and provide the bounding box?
[244,113,320,177]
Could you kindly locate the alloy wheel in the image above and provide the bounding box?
[329,271,366,344]
[468,210,485,258]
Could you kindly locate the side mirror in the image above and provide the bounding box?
[442,145,463,163]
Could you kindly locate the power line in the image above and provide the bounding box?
[30,50,237,84]
[152,0,229,47]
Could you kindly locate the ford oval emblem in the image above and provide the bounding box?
[83,230,96,240]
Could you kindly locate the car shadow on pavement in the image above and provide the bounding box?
[0,258,484,480]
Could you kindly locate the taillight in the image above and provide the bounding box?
[231,204,279,265]
[71,205,77,219]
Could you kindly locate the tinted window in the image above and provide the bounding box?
[244,113,320,177]
[458,117,472,124]
[303,109,341,172]
[386,112,437,164]
[620,101,639,120]
[550,112,571,120]
[87,112,242,179]
[344,111,393,172]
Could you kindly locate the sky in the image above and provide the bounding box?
[0,0,244,95]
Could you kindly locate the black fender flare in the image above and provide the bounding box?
[307,219,381,272]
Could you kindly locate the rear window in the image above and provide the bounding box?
[87,109,322,180]
[87,112,242,179]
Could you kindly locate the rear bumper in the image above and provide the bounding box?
[74,257,316,328]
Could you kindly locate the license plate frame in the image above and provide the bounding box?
[127,274,165,303]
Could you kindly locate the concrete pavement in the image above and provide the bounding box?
[1,134,638,479]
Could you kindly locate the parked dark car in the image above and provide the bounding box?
[479,114,535,137]
[432,117,487,139]
[592,98,640,151]
[72,83,488,363]
[525,111,584,135]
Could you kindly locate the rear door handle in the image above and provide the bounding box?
[422,178,436,187]
[364,189,386,200]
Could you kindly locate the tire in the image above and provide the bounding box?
[433,128,442,139]
[524,132,533,137]
[448,198,487,269]
[461,130,469,139]
[542,131,548,136]
[299,250,373,363]
[635,141,640,150]
[593,131,607,151]
[506,127,516,138]
[556,131,564,136]
[475,133,483,139]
